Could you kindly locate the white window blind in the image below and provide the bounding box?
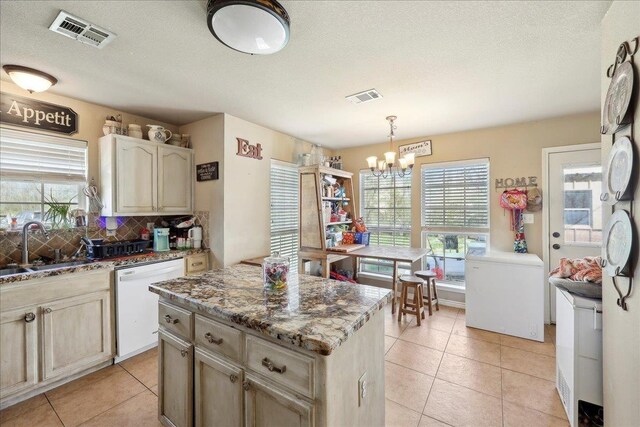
[0,128,87,183]
[421,159,490,231]
[270,160,299,267]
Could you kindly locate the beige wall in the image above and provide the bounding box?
[336,112,601,259]
[0,81,178,189]
[179,115,224,267]
[600,2,640,425]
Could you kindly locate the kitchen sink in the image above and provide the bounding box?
[0,267,32,277]
[28,260,93,271]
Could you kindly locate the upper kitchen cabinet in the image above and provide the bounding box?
[99,135,194,216]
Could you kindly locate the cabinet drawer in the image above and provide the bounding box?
[245,335,314,398]
[195,315,243,362]
[159,301,193,340]
[186,253,209,275]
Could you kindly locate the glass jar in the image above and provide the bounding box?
[262,252,290,291]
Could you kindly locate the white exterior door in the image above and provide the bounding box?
[547,147,602,322]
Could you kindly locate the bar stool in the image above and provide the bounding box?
[397,275,426,326]
[415,270,440,316]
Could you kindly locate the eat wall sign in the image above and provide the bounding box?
[236,137,263,160]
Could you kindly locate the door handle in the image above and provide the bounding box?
[552,244,561,250]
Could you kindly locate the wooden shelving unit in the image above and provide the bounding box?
[298,165,357,277]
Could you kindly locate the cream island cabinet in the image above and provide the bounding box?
[0,269,113,406]
[149,263,390,427]
[99,134,194,216]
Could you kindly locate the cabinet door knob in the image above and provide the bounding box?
[229,374,238,383]
[180,349,188,357]
[164,314,179,324]
[44,307,52,314]
[242,380,250,391]
[204,332,223,345]
[24,312,36,323]
[261,357,286,374]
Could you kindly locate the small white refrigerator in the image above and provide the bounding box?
[465,249,544,341]
[555,287,603,426]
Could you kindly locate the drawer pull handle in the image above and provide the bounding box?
[24,312,36,323]
[180,349,188,357]
[204,332,223,345]
[242,380,250,391]
[230,374,238,383]
[262,357,286,374]
[164,315,179,324]
[192,262,204,266]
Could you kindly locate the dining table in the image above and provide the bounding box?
[344,245,431,314]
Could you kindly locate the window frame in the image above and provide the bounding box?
[420,158,490,286]
[0,127,88,229]
[358,169,412,277]
[269,159,299,269]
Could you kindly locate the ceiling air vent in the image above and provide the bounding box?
[49,11,116,49]
[345,89,383,105]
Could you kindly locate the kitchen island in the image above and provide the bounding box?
[149,263,390,427]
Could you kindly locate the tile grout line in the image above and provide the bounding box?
[420,326,453,417]
[117,362,158,396]
[74,388,148,427]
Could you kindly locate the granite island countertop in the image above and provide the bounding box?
[0,248,209,285]
[149,263,391,356]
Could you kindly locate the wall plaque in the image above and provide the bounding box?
[495,176,538,190]
[236,137,263,160]
[399,140,432,157]
[0,92,78,135]
[196,161,219,181]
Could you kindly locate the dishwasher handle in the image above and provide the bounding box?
[119,266,183,282]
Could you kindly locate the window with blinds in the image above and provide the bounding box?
[359,171,411,276]
[270,160,299,268]
[421,159,489,285]
[0,128,87,229]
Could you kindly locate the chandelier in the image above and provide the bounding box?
[366,116,415,178]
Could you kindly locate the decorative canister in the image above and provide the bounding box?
[128,124,143,139]
[262,253,290,291]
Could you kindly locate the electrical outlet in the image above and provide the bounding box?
[522,213,534,224]
[358,372,367,407]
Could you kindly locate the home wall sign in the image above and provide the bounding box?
[495,176,538,190]
[0,92,78,135]
[399,140,432,158]
[196,161,219,181]
[236,137,263,160]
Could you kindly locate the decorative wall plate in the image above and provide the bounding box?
[601,61,635,135]
[602,210,633,277]
[601,136,635,204]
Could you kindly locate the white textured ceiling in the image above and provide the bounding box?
[0,1,610,148]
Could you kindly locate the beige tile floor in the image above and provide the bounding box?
[0,304,566,427]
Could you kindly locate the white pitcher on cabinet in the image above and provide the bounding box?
[146,125,172,143]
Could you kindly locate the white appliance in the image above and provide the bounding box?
[465,249,544,341]
[115,258,184,362]
[555,288,603,426]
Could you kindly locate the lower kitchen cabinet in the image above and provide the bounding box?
[0,269,114,406]
[159,329,193,427]
[194,348,243,427]
[244,373,313,427]
[0,307,38,399]
[41,290,112,380]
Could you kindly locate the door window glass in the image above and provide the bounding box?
[563,165,602,245]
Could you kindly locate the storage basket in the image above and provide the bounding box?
[355,232,370,245]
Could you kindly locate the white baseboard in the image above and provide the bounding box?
[438,298,466,310]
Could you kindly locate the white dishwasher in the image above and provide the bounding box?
[115,258,184,362]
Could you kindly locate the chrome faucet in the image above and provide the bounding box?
[22,221,50,265]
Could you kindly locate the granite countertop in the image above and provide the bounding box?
[0,248,209,285]
[149,263,391,356]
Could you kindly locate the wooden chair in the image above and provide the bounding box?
[397,275,426,325]
[415,270,439,316]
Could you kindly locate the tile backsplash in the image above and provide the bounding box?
[0,211,209,266]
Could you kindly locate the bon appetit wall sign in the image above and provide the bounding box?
[0,92,78,135]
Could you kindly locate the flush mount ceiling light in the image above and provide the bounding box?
[207,0,290,55]
[2,65,58,93]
